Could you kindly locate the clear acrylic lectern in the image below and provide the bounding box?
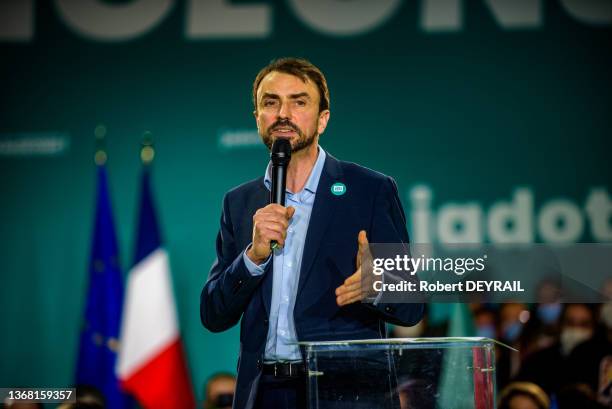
[300,337,507,409]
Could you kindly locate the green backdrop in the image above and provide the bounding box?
[1,1,610,403]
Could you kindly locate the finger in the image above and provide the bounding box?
[335,276,362,294]
[344,292,364,305]
[255,204,287,220]
[343,278,362,291]
[358,230,369,248]
[254,215,289,233]
[259,225,286,238]
[255,217,289,232]
[264,204,291,218]
[335,281,352,296]
[256,226,287,241]
[255,205,285,217]
[255,218,288,231]
[341,291,364,305]
[266,203,287,212]
[355,230,368,267]
[336,279,351,293]
[336,283,361,299]
[257,227,286,247]
[260,227,286,242]
[337,290,364,306]
[344,268,361,285]
[286,206,296,219]
[342,277,360,290]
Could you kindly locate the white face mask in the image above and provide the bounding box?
[560,327,592,355]
[601,302,612,329]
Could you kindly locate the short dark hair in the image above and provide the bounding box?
[204,371,236,397]
[75,384,105,407]
[252,57,330,113]
[204,372,236,409]
[499,382,550,409]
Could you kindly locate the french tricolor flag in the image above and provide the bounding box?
[117,163,195,409]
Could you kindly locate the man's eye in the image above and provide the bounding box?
[263,100,276,107]
[295,100,306,106]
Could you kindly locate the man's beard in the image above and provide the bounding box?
[261,119,317,153]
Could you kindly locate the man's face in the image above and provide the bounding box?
[562,304,593,331]
[206,377,236,409]
[254,71,329,153]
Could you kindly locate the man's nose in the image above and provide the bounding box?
[277,101,291,119]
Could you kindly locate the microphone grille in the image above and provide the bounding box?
[271,138,291,164]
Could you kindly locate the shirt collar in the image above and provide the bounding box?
[264,145,327,194]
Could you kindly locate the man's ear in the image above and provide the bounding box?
[317,109,330,135]
[254,110,260,132]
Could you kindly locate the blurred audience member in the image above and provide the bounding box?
[497,303,529,388]
[566,301,612,405]
[597,356,612,407]
[516,303,596,395]
[559,304,595,355]
[601,278,612,300]
[55,385,104,409]
[499,303,529,346]
[75,385,104,408]
[204,372,236,409]
[474,306,497,339]
[498,382,549,409]
[520,279,563,358]
[397,379,435,409]
[556,383,608,409]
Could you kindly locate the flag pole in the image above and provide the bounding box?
[76,123,131,408]
[117,129,196,408]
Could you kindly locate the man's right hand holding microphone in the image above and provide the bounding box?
[246,204,295,265]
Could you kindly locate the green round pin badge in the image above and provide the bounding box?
[331,182,346,196]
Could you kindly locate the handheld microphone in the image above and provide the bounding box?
[270,138,291,250]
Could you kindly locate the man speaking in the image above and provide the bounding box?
[201,57,423,409]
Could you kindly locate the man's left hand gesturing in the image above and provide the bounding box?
[335,230,370,306]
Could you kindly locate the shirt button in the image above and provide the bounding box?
[288,228,294,233]
[283,295,289,303]
[287,261,293,267]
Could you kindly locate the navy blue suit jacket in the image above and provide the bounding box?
[201,153,424,409]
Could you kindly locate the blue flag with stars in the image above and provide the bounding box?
[76,163,131,408]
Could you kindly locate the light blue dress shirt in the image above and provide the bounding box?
[242,147,327,362]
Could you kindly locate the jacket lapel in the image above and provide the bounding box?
[297,154,343,295]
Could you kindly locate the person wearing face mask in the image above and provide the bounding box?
[474,307,497,339]
[518,302,563,363]
[519,280,564,360]
[516,303,596,395]
[565,302,612,404]
[496,303,530,389]
[499,303,529,345]
[537,303,562,326]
